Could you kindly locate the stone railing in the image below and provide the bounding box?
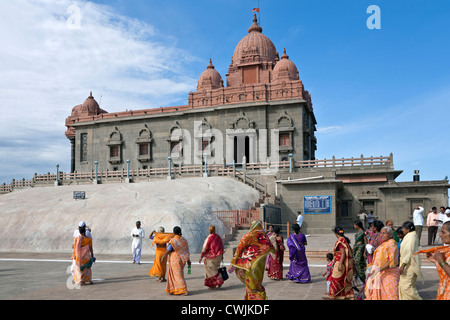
[0,154,393,194]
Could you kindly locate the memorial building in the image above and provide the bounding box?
[64,14,449,233]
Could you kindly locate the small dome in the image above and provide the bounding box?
[272,49,299,82]
[70,104,82,118]
[231,14,278,65]
[81,91,101,115]
[197,59,224,90]
[71,92,107,117]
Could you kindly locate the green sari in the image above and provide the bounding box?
[353,230,366,282]
[230,221,274,300]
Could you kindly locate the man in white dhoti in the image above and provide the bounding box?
[73,220,92,239]
[131,221,145,264]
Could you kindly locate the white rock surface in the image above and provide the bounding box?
[0,177,260,254]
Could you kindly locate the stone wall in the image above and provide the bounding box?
[70,100,314,174]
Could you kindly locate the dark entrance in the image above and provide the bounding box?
[233,136,249,164]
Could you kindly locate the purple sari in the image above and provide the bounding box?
[285,233,311,283]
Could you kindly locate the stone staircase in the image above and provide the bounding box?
[223,226,250,257]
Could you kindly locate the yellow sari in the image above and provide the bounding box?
[230,221,274,300]
[399,231,423,300]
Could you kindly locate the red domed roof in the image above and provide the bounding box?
[231,14,278,65]
[81,91,100,114]
[272,49,299,82]
[197,59,223,90]
[71,92,107,118]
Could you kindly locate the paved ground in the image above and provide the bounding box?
[0,232,442,302]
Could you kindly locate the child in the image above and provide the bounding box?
[396,226,404,259]
[322,253,333,295]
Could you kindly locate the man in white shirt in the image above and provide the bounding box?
[443,208,450,224]
[435,206,446,245]
[357,210,368,229]
[295,210,303,227]
[131,221,145,264]
[73,220,92,239]
[413,205,424,246]
[443,209,450,247]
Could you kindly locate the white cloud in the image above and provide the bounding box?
[316,125,342,134]
[0,0,198,183]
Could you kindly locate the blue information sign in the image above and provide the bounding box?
[303,195,331,214]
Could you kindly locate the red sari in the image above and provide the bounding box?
[328,236,354,300]
[201,233,225,288]
[267,234,284,280]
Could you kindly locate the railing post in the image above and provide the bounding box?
[203,152,208,177]
[126,160,130,178]
[289,153,293,173]
[168,156,172,180]
[233,160,236,177]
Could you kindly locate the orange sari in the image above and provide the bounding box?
[166,235,190,295]
[71,235,93,285]
[148,232,174,279]
[415,246,450,300]
[365,239,399,300]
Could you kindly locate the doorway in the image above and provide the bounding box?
[234,136,249,164]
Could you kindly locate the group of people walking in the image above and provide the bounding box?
[69,215,450,300]
[148,220,312,299]
[335,217,450,300]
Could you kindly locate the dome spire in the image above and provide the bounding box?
[281,48,289,60]
[248,13,262,33]
[207,58,215,69]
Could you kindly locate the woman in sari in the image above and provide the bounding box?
[353,220,367,283]
[199,225,225,289]
[365,226,400,300]
[328,227,354,300]
[266,227,284,280]
[366,220,384,264]
[228,221,274,300]
[71,223,95,285]
[148,227,174,282]
[398,221,423,300]
[416,221,450,300]
[264,225,275,271]
[161,226,191,296]
[286,223,310,283]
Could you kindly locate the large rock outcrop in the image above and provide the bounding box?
[0,177,260,254]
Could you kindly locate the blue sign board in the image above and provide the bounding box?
[303,195,332,214]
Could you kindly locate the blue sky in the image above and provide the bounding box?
[0,0,449,185]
